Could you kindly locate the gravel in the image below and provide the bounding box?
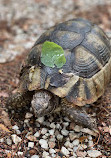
[61,146,70,156]
[11,134,22,144]
[87,150,102,157]
[39,139,48,150]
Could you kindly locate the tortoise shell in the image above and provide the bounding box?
[19,18,111,106]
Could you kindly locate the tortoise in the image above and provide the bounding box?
[7,18,111,129]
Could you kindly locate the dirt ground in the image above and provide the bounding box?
[0,0,111,157]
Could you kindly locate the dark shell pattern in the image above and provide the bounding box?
[20,18,111,106]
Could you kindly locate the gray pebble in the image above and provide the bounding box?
[87,150,102,157]
[31,155,39,158]
[61,146,70,156]
[34,131,40,137]
[72,139,79,146]
[61,129,69,136]
[39,139,48,149]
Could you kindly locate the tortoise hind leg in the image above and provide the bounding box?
[61,99,97,129]
[7,91,33,111]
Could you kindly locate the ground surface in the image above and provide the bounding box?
[0,0,111,157]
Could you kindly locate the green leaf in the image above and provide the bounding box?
[41,41,66,68]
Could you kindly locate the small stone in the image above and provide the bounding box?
[61,129,69,136]
[18,151,23,155]
[0,138,4,143]
[28,142,34,148]
[49,129,55,135]
[16,130,21,134]
[6,138,12,145]
[63,122,69,127]
[88,141,94,147]
[88,135,92,140]
[25,112,33,119]
[34,131,40,137]
[49,149,56,154]
[39,139,48,149]
[56,123,61,129]
[57,134,63,141]
[50,123,56,129]
[87,150,102,157]
[12,125,19,131]
[72,139,79,146]
[48,141,55,148]
[11,134,22,144]
[31,155,39,158]
[51,154,56,157]
[41,128,47,135]
[36,117,44,123]
[42,135,47,139]
[64,141,73,148]
[80,144,87,149]
[64,117,71,122]
[74,125,82,132]
[81,128,97,136]
[61,146,70,156]
[43,151,49,157]
[77,151,87,157]
[73,146,78,152]
[69,132,78,141]
[69,122,75,130]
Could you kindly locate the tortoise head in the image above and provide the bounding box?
[31,90,59,117]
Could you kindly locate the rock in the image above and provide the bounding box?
[77,151,87,157]
[61,146,70,156]
[63,122,69,127]
[50,123,56,129]
[72,139,79,146]
[41,128,48,135]
[81,128,97,136]
[49,129,55,135]
[25,112,33,119]
[36,117,44,124]
[31,155,39,158]
[88,135,92,140]
[12,125,19,130]
[64,141,73,148]
[74,125,82,132]
[69,132,78,141]
[18,151,23,155]
[11,134,22,144]
[87,150,102,157]
[43,151,49,157]
[48,141,56,148]
[28,142,34,148]
[88,140,94,147]
[6,138,12,145]
[61,129,69,136]
[56,134,63,141]
[49,149,56,154]
[34,131,40,138]
[56,123,61,129]
[39,139,48,149]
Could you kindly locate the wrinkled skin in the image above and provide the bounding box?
[7,90,97,129]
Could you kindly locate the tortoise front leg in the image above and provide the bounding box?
[61,99,97,129]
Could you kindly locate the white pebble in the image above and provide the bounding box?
[11,134,22,144]
[43,151,49,157]
[41,128,48,135]
[28,142,34,148]
[74,125,82,132]
[51,154,56,157]
[64,141,73,148]
[61,129,69,136]
[64,117,71,122]
[56,123,61,129]
[25,112,33,119]
[36,117,44,123]
[39,139,48,149]
[18,151,23,155]
[50,123,56,129]
[6,138,12,145]
[87,150,102,157]
[61,146,70,156]
[12,125,19,130]
[31,155,39,158]
[57,134,63,141]
[88,141,94,147]
[49,149,56,154]
[0,138,4,143]
[63,122,69,127]
[34,131,40,137]
[49,129,54,135]
[72,139,79,146]
[88,135,92,140]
